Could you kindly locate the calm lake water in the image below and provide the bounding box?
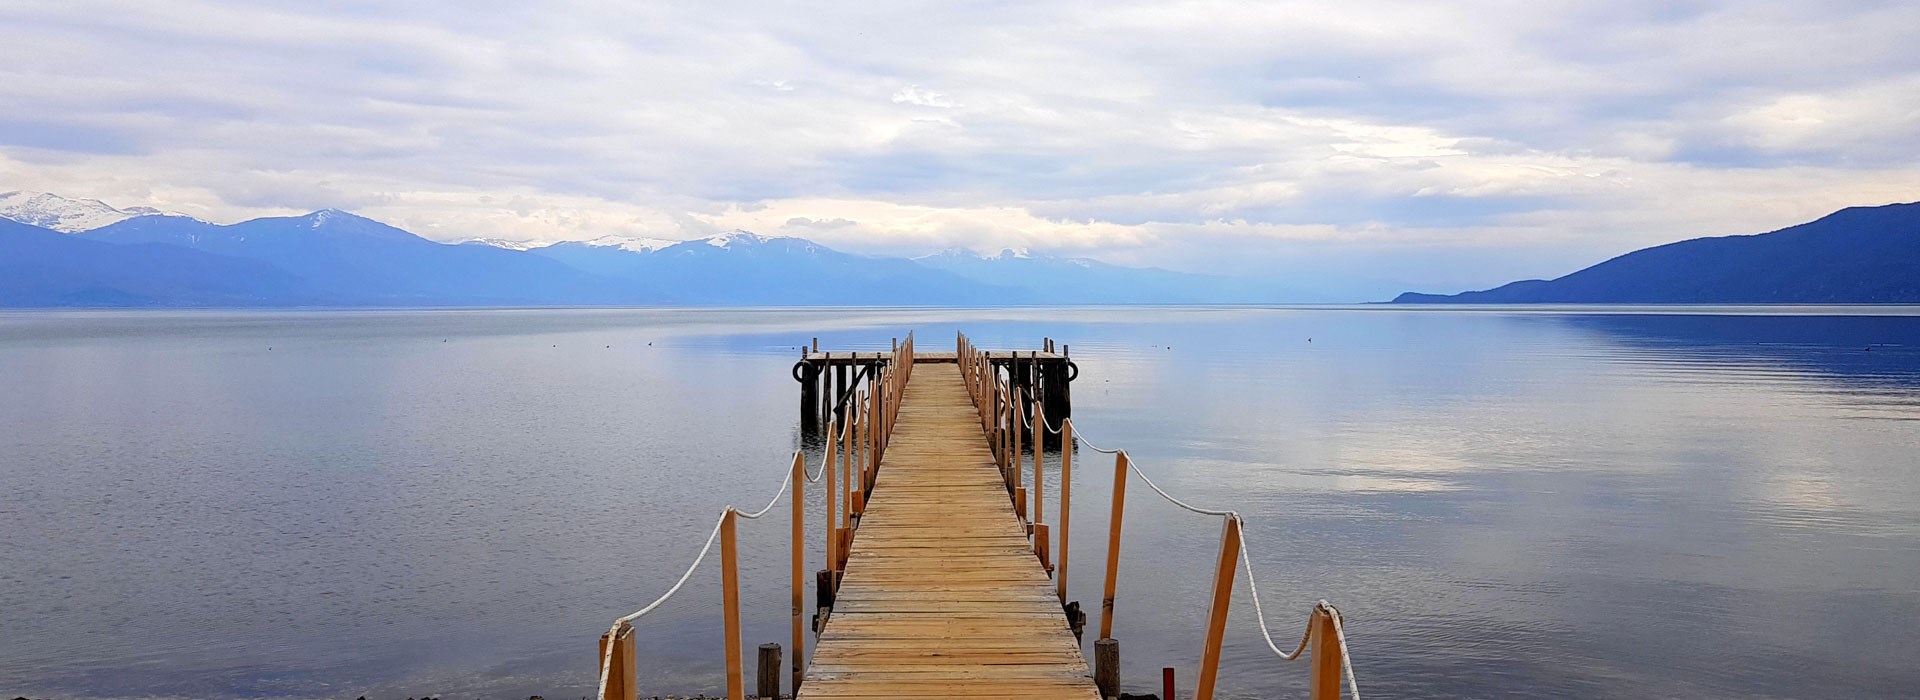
[3,307,1918,699]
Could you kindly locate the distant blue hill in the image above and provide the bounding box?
[0,217,319,306]
[83,211,646,306]
[1,193,1338,307]
[1394,202,1920,304]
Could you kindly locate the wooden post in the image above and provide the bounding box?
[800,360,818,432]
[1194,516,1241,700]
[758,643,782,700]
[837,524,852,568]
[993,380,1004,468]
[1013,388,1025,521]
[822,354,833,431]
[1094,637,1119,699]
[832,358,845,423]
[997,388,1008,476]
[866,384,877,491]
[814,568,832,634]
[1099,452,1129,640]
[863,387,875,493]
[1310,606,1346,700]
[789,453,805,694]
[597,624,636,700]
[720,509,744,700]
[848,403,859,519]
[1035,521,1052,571]
[1057,418,1072,604]
[1163,667,1175,700]
[825,418,838,575]
[1033,400,1044,529]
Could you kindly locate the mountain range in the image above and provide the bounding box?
[0,191,1261,307]
[1393,202,1920,304]
[8,191,1916,307]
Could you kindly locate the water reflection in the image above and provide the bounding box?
[1558,312,1920,390]
[1,308,1916,699]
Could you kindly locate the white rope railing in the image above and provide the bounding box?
[597,509,725,698]
[1086,423,1361,698]
[737,457,799,520]
[803,448,828,484]
[969,333,1361,699]
[599,331,917,700]
[596,446,807,699]
[1238,529,1311,661]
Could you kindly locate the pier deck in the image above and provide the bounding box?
[800,364,1099,700]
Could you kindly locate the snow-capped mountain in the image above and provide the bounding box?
[456,237,542,251]
[0,191,174,233]
[696,230,793,250]
[461,234,680,253]
[661,230,827,257]
[473,230,839,256]
[580,235,679,253]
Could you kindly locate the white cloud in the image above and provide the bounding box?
[891,85,955,108]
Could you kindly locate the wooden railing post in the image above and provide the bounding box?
[1057,418,1072,604]
[865,386,877,492]
[1001,385,1010,474]
[1033,399,1044,530]
[1100,451,1129,640]
[850,401,865,519]
[789,452,806,694]
[1033,386,1048,570]
[1003,388,1014,490]
[825,418,838,576]
[597,623,636,700]
[1194,516,1241,700]
[720,508,744,700]
[1013,387,1026,522]
[993,386,1003,473]
[1310,605,1346,700]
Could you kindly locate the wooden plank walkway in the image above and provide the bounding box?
[800,364,1100,700]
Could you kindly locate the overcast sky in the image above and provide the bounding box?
[3,1,1917,298]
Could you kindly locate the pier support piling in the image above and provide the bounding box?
[799,356,819,433]
[757,643,782,700]
[1095,637,1120,699]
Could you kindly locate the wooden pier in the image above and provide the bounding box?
[801,361,1097,699]
[598,332,1358,700]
